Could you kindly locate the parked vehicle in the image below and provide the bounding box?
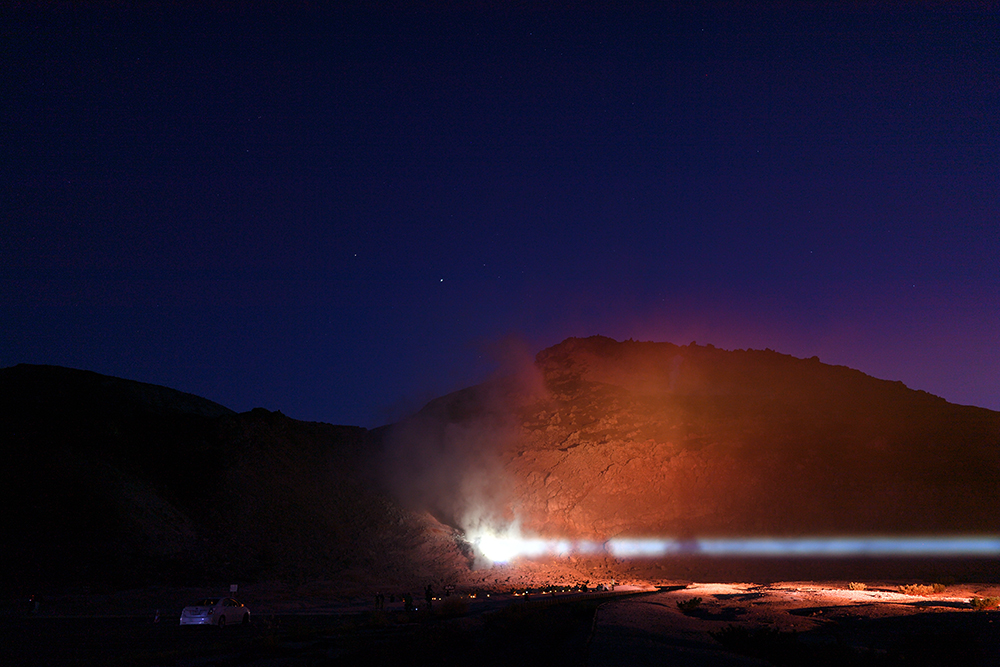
[179,598,250,627]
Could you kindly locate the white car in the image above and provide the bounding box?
[179,597,250,627]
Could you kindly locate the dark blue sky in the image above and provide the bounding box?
[3,2,997,426]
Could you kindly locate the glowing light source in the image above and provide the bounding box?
[477,533,520,563]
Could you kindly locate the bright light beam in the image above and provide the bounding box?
[607,536,1000,558]
[471,535,1000,562]
[477,534,520,563]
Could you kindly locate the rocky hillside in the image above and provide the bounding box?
[388,336,1000,543]
[0,365,467,594]
[5,339,999,593]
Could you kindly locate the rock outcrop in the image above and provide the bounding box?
[390,336,1000,543]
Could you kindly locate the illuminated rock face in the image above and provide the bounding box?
[397,336,1000,542]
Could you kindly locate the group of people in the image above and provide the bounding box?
[374,584,436,612]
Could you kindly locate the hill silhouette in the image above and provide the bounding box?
[0,365,467,594]
[4,339,1000,592]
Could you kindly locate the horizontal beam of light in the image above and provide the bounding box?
[473,535,1000,563]
[607,537,1000,558]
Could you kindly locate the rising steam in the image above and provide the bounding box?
[380,335,545,562]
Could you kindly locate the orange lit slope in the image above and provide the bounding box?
[394,336,1000,543]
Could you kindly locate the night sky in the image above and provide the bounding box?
[3,2,997,427]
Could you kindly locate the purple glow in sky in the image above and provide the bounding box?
[2,2,997,426]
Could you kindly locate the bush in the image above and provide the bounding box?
[847,582,867,591]
[676,597,703,613]
[970,597,1000,611]
[897,583,945,595]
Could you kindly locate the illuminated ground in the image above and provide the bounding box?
[591,581,1000,666]
[5,574,1000,666]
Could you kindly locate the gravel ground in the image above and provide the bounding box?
[588,582,1000,666]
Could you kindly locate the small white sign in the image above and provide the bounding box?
[230,584,238,593]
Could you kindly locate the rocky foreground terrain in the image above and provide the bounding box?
[3,337,999,596]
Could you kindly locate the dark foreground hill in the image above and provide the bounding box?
[0,365,468,594]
